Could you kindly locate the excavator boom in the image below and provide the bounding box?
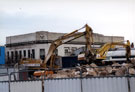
[42,24,95,68]
[96,40,131,60]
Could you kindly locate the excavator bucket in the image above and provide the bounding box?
[33,70,54,76]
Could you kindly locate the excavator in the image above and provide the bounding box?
[96,40,131,60]
[21,24,131,76]
[42,24,95,68]
[78,40,131,63]
[33,24,96,76]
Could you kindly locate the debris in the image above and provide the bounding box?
[106,66,113,74]
[129,68,135,75]
[44,61,135,79]
[122,63,133,69]
[112,63,121,67]
[98,70,108,76]
[131,59,135,65]
[87,68,97,76]
[90,63,97,67]
[115,67,126,76]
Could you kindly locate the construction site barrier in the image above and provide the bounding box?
[0,76,135,92]
[0,82,9,92]
[10,80,42,92]
[82,77,128,92]
[0,66,135,92]
[44,78,81,92]
[0,74,9,81]
[129,77,135,92]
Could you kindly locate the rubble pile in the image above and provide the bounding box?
[46,68,81,78]
[45,59,135,79]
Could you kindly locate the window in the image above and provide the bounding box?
[7,52,9,60]
[11,51,14,60]
[71,47,77,52]
[15,51,18,61]
[40,49,45,60]
[28,50,30,58]
[54,49,58,56]
[64,47,70,56]
[32,49,35,59]
[19,51,22,59]
[23,50,26,58]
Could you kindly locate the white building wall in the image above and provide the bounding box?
[6,33,36,44]
[34,44,50,59]
[33,43,84,58]
[5,31,124,64]
[57,44,84,56]
[35,43,85,57]
[6,44,38,61]
[6,43,85,61]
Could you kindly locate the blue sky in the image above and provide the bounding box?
[0,0,135,45]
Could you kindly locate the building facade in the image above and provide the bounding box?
[6,31,124,65]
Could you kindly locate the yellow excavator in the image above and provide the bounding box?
[21,24,131,76]
[96,40,131,60]
[33,24,95,76]
[19,58,41,68]
[77,40,131,65]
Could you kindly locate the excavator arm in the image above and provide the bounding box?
[96,40,130,60]
[41,24,95,68]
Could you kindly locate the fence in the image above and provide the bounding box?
[82,77,128,92]
[0,67,18,74]
[0,66,135,92]
[0,82,9,92]
[10,81,42,92]
[44,78,81,92]
[0,74,9,81]
[129,77,135,92]
[0,76,135,92]
[44,77,130,92]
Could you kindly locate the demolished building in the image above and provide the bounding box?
[6,31,124,65]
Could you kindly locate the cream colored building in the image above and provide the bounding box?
[6,31,124,64]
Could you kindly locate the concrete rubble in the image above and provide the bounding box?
[45,59,135,79]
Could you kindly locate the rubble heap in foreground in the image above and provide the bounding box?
[45,59,135,79]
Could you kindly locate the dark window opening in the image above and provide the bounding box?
[40,49,45,60]
[7,52,9,60]
[71,47,77,52]
[15,51,18,63]
[28,50,30,58]
[19,51,22,59]
[11,51,14,60]
[64,47,70,56]
[23,50,26,58]
[32,49,35,59]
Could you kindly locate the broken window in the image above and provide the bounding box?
[40,49,45,60]
[71,47,77,52]
[23,50,26,58]
[15,51,18,63]
[19,50,22,59]
[32,49,35,59]
[7,51,9,61]
[11,51,14,60]
[28,50,30,58]
[55,49,58,56]
[64,47,70,56]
